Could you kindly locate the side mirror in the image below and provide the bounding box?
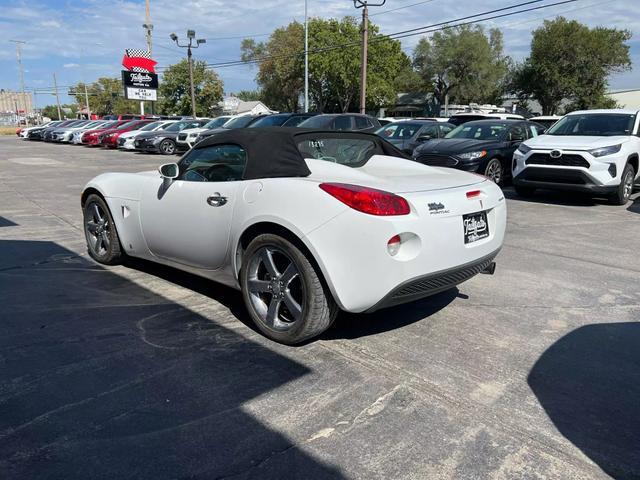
[417,134,433,143]
[159,163,179,179]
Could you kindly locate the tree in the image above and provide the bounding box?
[236,90,263,102]
[509,17,631,115]
[70,78,139,116]
[413,25,509,110]
[242,17,410,113]
[241,22,305,112]
[158,59,224,116]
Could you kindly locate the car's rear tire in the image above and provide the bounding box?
[483,158,503,185]
[514,185,536,197]
[83,194,123,265]
[609,163,635,205]
[159,139,176,155]
[240,234,338,345]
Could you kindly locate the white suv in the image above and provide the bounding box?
[513,109,639,205]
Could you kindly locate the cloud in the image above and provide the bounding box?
[63,63,80,68]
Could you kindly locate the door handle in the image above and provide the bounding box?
[207,193,227,207]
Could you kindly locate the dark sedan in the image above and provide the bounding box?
[297,113,380,132]
[134,119,209,154]
[27,120,77,140]
[412,119,545,185]
[376,120,455,155]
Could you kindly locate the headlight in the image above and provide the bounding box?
[457,150,487,160]
[589,144,621,157]
[517,143,532,154]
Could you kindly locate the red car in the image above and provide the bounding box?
[81,120,130,146]
[98,120,154,148]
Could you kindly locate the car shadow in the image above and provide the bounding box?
[528,323,640,479]
[0,240,343,479]
[0,216,18,227]
[502,186,607,207]
[323,288,458,340]
[627,195,640,214]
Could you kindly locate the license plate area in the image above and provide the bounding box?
[463,211,489,244]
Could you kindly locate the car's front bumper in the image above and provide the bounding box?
[134,139,161,152]
[513,149,623,192]
[513,167,618,194]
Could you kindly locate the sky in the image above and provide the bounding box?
[0,0,638,109]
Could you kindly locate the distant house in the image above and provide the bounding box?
[220,96,274,116]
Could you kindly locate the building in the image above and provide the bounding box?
[0,90,33,115]
[220,96,274,116]
[607,89,640,109]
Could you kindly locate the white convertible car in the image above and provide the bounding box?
[82,128,506,344]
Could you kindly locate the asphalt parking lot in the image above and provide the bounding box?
[1,136,639,479]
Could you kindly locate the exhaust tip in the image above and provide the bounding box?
[481,262,496,275]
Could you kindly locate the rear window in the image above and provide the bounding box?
[297,136,379,167]
[248,115,289,128]
[377,122,424,139]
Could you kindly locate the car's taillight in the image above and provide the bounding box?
[319,183,410,216]
[466,190,481,199]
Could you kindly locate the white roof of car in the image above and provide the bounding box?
[530,115,562,120]
[451,112,525,119]
[567,109,639,115]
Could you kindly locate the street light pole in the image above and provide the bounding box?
[170,30,206,117]
[10,39,28,126]
[304,0,309,113]
[353,0,385,115]
[53,73,62,120]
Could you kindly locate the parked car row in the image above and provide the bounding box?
[19,112,385,155]
[402,109,639,205]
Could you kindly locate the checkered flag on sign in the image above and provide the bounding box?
[123,49,156,73]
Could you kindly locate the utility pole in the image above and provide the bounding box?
[353,1,385,115]
[84,82,91,119]
[170,30,206,118]
[143,0,154,115]
[53,73,62,120]
[10,39,28,126]
[304,0,309,112]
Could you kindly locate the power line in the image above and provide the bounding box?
[370,0,438,17]
[200,0,579,70]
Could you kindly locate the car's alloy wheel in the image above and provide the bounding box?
[83,194,123,265]
[247,246,304,331]
[160,139,175,155]
[240,234,338,344]
[484,158,503,185]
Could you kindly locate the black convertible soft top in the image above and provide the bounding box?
[193,127,407,180]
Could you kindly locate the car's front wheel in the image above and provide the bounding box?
[159,139,176,155]
[83,194,123,265]
[240,234,338,345]
[610,163,635,205]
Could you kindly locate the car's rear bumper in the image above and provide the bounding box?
[513,167,617,194]
[304,182,506,312]
[366,249,499,312]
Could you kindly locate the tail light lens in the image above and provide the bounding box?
[319,183,410,216]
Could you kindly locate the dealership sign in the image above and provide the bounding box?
[121,49,158,101]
